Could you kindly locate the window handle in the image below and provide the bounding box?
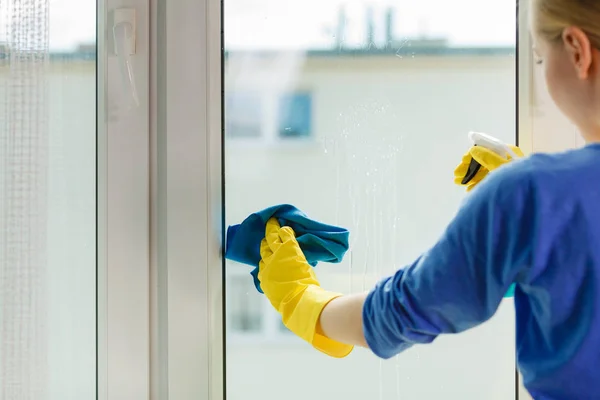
[112,8,139,110]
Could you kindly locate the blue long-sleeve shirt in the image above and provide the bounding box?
[363,143,600,400]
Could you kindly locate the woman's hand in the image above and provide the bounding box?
[454,144,524,191]
[259,218,354,358]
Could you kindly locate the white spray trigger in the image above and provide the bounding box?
[468,131,519,159]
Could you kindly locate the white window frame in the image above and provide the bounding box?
[516,4,533,399]
[97,0,151,398]
[149,1,223,399]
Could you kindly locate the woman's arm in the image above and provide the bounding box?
[259,161,531,359]
[317,293,369,348]
[316,164,533,359]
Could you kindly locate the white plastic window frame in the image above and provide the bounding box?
[97,0,151,398]
[150,0,542,399]
[516,4,532,399]
[149,0,223,399]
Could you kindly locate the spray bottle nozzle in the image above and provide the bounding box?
[461,145,482,185]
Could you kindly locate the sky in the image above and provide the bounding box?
[1,0,516,51]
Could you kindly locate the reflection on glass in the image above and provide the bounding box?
[278,92,313,138]
[228,274,263,333]
[0,1,96,398]
[226,92,264,138]
[225,1,517,399]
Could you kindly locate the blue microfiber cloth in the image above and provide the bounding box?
[225,204,350,293]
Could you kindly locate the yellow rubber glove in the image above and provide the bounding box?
[454,144,524,191]
[258,218,354,358]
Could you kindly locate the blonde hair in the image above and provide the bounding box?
[532,0,600,47]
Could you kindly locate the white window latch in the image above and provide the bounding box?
[111,8,139,109]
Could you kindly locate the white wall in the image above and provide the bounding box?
[530,62,583,151]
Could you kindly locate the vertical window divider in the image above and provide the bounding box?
[98,0,152,398]
[517,1,533,399]
[150,0,224,398]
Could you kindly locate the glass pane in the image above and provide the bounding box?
[277,92,312,138]
[225,91,263,138]
[0,1,96,398]
[225,1,516,398]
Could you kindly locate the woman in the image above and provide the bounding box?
[257,0,600,398]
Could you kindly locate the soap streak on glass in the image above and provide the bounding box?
[325,100,404,400]
[323,99,404,400]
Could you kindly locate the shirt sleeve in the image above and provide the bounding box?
[362,164,534,359]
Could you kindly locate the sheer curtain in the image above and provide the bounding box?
[0,1,50,398]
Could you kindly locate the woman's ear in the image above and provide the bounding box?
[562,26,593,79]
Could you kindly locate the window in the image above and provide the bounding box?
[1,0,96,397]
[225,91,263,138]
[2,0,151,397]
[277,92,312,138]
[28,1,569,398]
[4,0,555,398]
[227,273,263,333]
[224,1,518,399]
[225,90,313,141]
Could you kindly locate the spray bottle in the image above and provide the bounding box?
[460,131,521,185]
